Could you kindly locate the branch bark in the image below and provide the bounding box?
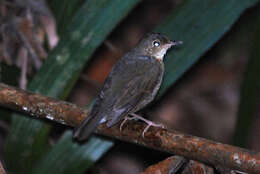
[0,83,260,174]
[142,156,188,174]
[143,157,214,174]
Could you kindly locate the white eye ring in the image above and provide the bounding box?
[153,41,160,47]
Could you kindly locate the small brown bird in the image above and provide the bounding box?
[74,33,182,141]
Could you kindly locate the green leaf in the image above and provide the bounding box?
[4,0,140,173]
[156,0,260,97]
[233,14,260,147]
[48,0,82,35]
[29,131,113,174]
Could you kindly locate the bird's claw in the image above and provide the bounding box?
[142,122,165,138]
[120,114,165,137]
[120,118,127,131]
[120,116,136,131]
[119,120,125,131]
[129,113,165,138]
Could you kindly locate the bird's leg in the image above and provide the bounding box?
[129,113,165,137]
[119,115,137,131]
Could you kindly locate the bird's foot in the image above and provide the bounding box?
[119,115,137,131]
[130,113,165,137]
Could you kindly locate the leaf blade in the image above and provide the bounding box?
[156,0,259,97]
[4,0,140,173]
[29,131,113,174]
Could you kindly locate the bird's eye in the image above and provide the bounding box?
[153,41,160,47]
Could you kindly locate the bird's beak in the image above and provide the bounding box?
[169,40,183,47]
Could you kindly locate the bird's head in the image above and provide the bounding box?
[135,33,182,61]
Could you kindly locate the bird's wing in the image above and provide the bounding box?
[104,56,162,127]
[73,55,161,140]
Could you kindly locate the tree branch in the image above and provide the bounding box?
[142,156,188,174]
[142,156,215,174]
[0,83,260,174]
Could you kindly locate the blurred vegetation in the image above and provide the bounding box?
[233,12,260,147]
[0,0,260,173]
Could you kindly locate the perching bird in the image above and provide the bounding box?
[74,33,182,141]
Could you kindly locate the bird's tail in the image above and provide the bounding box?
[73,111,104,141]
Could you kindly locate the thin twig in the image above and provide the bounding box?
[184,160,215,174]
[18,47,28,89]
[14,12,42,69]
[0,161,6,174]
[142,156,187,174]
[0,83,259,174]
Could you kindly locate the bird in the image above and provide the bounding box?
[73,33,182,141]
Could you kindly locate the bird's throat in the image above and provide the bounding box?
[154,49,167,61]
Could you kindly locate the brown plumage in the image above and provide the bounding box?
[73,33,182,141]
